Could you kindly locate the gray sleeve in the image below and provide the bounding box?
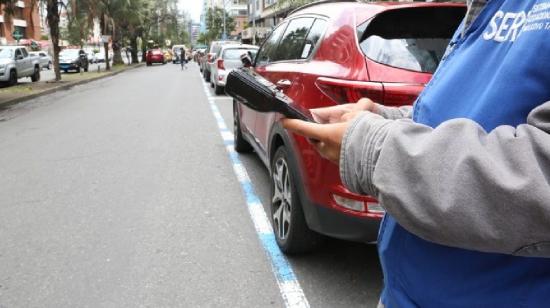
[340,101,550,257]
[375,104,413,120]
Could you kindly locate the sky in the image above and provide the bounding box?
[178,0,204,22]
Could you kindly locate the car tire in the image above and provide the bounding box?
[233,101,253,153]
[214,83,224,95]
[270,146,323,254]
[8,70,17,86]
[31,66,40,82]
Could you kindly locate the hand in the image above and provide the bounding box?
[311,98,377,124]
[281,117,358,164]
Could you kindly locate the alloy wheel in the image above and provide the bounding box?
[272,157,292,240]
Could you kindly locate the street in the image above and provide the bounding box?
[0,62,382,307]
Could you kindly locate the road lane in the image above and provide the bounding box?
[0,62,284,307]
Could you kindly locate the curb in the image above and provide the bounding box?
[0,63,145,109]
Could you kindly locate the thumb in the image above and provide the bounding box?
[281,118,329,141]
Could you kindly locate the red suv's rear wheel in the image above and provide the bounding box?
[271,146,322,254]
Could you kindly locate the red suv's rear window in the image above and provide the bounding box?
[357,6,466,73]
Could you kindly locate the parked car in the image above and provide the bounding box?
[0,46,41,85]
[202,40,238,82]
[209,44,259,95]
[233,1,465,253]
[59,49,89,73]
[163,49,173,63]
[171,44,187,64]
[95,51,105,63]
[85,50,97,64]
[29,51,52,70]
[146,48,165,66]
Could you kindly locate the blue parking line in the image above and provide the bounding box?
[202,79,309,307]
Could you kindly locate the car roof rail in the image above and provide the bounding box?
[288,0,360,16]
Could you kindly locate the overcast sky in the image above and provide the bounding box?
[179,0,203,22]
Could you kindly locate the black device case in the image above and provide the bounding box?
[225,69,316,122]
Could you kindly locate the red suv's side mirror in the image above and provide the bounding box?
[240,53,252,68]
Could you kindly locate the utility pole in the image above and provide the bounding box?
[222,0,227,40]
[252,0,256,45]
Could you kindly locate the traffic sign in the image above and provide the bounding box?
[12,29,23,42]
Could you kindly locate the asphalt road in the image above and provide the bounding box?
[0,62,383,307]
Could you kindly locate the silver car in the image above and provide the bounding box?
[209,44,259,95]
[29,51,52,70]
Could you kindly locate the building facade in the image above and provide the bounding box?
[0,0,41,45]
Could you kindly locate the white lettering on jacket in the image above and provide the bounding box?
[483,11,526,42]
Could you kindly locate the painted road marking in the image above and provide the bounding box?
[201,75,310,308]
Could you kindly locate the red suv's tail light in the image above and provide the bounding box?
[382,83,424,106]
[315,77,384,105]
[315,77,424,106]
[217,59,225,70]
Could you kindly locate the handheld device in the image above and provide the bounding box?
[225,69,317,123]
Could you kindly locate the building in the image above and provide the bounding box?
[226,0,248,37]
[201,0,249,38]
[243,0,284,44]
[0,0,41,45]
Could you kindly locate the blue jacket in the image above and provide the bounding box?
[380,0,550,306]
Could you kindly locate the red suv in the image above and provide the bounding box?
[234,1,465,253]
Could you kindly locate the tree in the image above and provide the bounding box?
[205,7,235,42]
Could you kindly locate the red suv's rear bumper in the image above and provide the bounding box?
[305,201,381,242]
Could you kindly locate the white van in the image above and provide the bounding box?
[171,45,187,64]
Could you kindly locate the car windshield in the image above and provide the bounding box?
[223,49,257,60]
[0,48,14,59]
[60,50,80,57]
[357,7,465,73]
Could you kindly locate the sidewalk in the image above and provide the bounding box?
[0,63,144,108]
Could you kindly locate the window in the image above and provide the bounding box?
[255,22,287,66]
[15,49,22,59]
[357,7,465,73]
[274,17,314,61]
[301,19,327,59]
[21,48,28,57]
[223,48,257,60]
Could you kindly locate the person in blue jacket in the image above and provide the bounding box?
[283,0,550,306]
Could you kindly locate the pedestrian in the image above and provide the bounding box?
[180,48,187,70]
[283,0,550,307]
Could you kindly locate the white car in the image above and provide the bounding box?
[95,52,105,63]
[85,50,97,64]
[29,51,52,70]
[209,44,259,95]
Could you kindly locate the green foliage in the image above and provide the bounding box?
[274,0,315,11]
[205,7,235,42]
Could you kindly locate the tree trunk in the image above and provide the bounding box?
[141,41,147,63]
[103,42,110,71]
[112,24,124,66]
[46,0,61,81]
[130,35,139,64]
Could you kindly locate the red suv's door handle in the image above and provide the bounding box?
[276,79,292,89]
